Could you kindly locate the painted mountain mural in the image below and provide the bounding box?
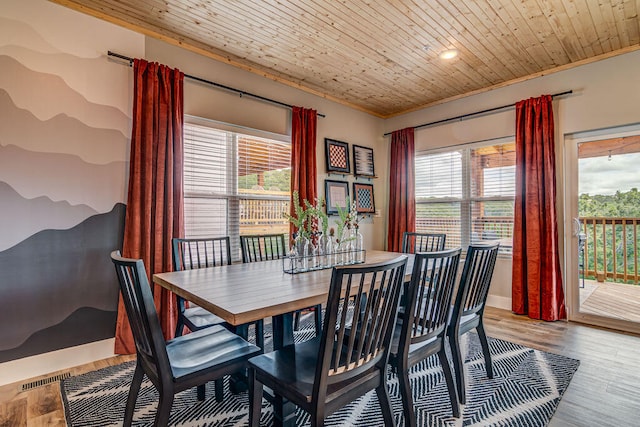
[0,1,141,362]
[0,204,126,362]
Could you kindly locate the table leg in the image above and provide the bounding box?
[271,312,296,427]
[229,323,250,393]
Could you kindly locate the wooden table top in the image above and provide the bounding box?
[153,250,412,326]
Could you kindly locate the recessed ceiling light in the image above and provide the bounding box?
[439,49,458,60]
[422,45,431,52]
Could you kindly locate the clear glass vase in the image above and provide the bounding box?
[354,226,364,263]
[345,235,355,265]
[292,233,310,272]
[326,235,335,267]
[317,233,329,268]
[334,240,344,266]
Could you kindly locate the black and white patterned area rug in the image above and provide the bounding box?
[61,321,579,427]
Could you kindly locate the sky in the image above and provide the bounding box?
[579,152,640,195]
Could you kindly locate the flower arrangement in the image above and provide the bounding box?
[334,197,360,244]
[283,190,329,239]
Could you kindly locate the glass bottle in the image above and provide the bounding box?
[334,239,343,266]
[292,232,310,272]
[354,225,364,263]
[325,233,335,267]
[309,232,319,269]
[317,232,328,268]
[289,232,300,273]
[301,234,311,271]
[344,229,355,264]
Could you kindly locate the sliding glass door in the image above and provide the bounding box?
[564,125,640,334]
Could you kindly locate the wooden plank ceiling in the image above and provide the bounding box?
[51,0,640,118]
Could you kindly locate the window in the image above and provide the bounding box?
[183,120,291,261]
[415,138,515,255]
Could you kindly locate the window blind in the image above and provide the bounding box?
[183,122,291,261]
[415,140,515,254]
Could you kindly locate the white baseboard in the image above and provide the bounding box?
[486,295,512,311]
[0,338,115,387]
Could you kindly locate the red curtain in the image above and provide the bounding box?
[114,59,185,354]
[512,95,566,321]
[290,106,318,237]
[387,127,416,252]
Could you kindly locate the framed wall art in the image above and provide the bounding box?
[353,144,375,177]
[325,138,350,173]
[325,180,349,215]
[353,182,375,213]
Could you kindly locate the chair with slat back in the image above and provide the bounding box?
[390,248,462,426]
[240,233,287,263]
[173,237,265,401]
[172,237,232,338]
[248,256,408,427]
[447,242,500,404]
[401,232,447,253]
[240,233,322,336]
[110,251,261,426]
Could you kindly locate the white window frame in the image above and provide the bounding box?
[183,116,291,261]
[415,136,515,256]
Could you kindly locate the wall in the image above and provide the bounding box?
[384,50,640,309]
[0,0,143,385]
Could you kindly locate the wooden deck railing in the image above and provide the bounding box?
[580,217,640,285]
[239,195,289,235]
[415,217,513,252]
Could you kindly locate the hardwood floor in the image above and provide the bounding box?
[580,279,640,323]
[1,307,639,426]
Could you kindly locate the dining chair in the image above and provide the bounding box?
[401,232,447,253]
[173,237,265,348]
[447,242,500,404]
[248,256,408,427]
[240,233,323,336]
[240,233,288,263]
[389,248,462,426]
[172,237,232,338]
[110,251,261,426]
[173,237,265,399]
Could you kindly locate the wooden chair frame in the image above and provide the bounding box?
[248,256,408,427]
[172,237,231,338]
[401,232,447,253]
[447,242,500,404]
[110,251,261,425]
[390,248,462,425]
[240,233,287,263]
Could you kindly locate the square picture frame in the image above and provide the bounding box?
[325,180,349,215]
[353,182,375,213]
[325,138,351,173]
[352,144,375,177]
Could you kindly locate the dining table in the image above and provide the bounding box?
[153,249,414,427]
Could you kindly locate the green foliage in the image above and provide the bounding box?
[334,198,358,243]
[579,188,640,217]
[283,191,328,238]
[579,188,640,285]
[238,169,291,190]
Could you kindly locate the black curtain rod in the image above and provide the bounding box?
[383,90,573,137]
[107,51,326,118]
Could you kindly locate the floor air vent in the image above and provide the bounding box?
[21,372,71,391]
